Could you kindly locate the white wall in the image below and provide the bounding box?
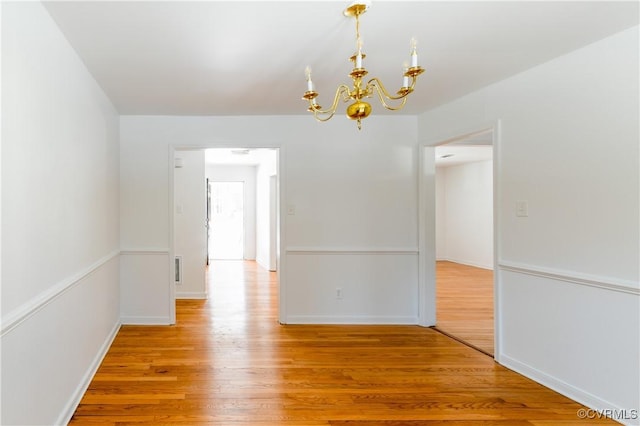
[420,26,639,420]
[119,117,172,324]
[436,161,493,269]
[256,153,277,271]
[206,165,257,260]
[175,150,206,298]
[119,115,419,325]
[435,168,446,259]
[1,3,120,424]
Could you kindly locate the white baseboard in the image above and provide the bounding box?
[176,291,207,299]
[56,320,121,425]
[284,315,419,325]
[120,315,172,325]
[500,354,638,425]
[439,257,493,270]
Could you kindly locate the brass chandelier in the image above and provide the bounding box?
[302,1,425,130]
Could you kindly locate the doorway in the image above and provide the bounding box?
[209,181,245,260]
[170,146,283,324]
[432,129,496,356]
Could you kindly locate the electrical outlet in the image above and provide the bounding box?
[516,200,529,217]
[336,288,343,299]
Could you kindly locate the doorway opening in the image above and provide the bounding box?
[171,146,282,323]
[209,181,245,260]
[433,129,495,356]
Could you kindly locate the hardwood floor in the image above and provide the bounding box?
[435,261,494,356]
[70,260,612,425]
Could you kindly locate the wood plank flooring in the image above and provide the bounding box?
[435,261,494,356]
[70,260,612,425]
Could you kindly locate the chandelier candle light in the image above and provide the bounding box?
[302,1,425,130]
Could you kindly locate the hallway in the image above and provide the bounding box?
[70,261,612,425]
[436,261,494,355]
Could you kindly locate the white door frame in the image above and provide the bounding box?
[269,174,278,271]
[168,144,286,325]
[418,120,502,360]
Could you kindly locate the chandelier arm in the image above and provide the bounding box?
[310,107,337,122]
[367,77,413,101]
[368,79,409,111]
[303,3,425,125]
[308,84,352,121]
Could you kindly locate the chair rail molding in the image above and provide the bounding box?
[498,260,639,295]
[1,249,121,336]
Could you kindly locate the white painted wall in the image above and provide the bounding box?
[435,168,447,259]
[119,115,419,324]
[118,116,172,324]
[175,150,206,298]
[436,161,493,269]
[1,3,120,424]
[256,152,277,271]
[4,4,633,422]
[206,165,257,260]
[420,26,639,420]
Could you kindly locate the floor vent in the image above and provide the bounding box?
[175,256,182,284]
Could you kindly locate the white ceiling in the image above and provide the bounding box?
[43,1,638,117]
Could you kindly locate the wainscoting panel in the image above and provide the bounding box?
[0,253,120,426]
[284,248,419,324]
[120,250,172,324]
[497,265,639,420]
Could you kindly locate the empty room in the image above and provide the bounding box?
[1,1,638,425]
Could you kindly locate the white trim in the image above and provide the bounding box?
[417,120,502,350]
[417,144,436,327]
[285,315,419,325]
[170,143,287,324]
[286,247,419,255]
[422,123,499,149]
[1,249,120,336]
[120,316,173,325]
[56,321,121,426]
[499,354,627,422]
[492,120,503,362]
[169,145,177,325]
[499,261,639,295]
[438,257,494,271]
[175,292,207,299]
[276,146,287,324]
